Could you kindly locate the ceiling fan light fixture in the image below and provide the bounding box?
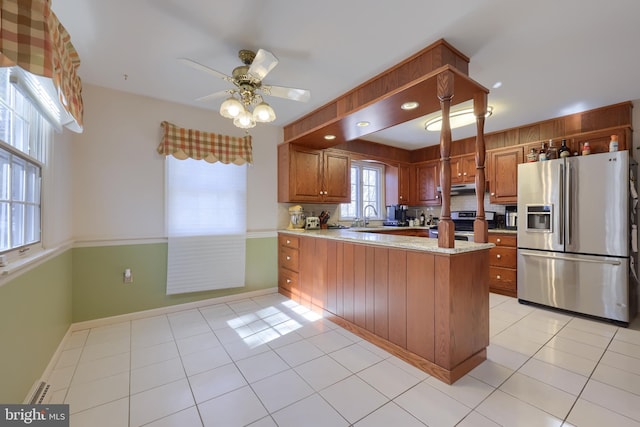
[425,106,493,132]
[233,110,257,129]
[401,101,419,110]
[220,96,244,118]
[253,101,276,123]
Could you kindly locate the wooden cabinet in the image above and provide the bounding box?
[278,143,351,203]
[411,160,441,206]
[488,146,523,204]
[488,233,517,297]
[385,163,411,205]
[278,234,300,299]
[451,154,476,184]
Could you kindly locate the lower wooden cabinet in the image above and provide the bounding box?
[488,233,517,297]
[278,232,490,384]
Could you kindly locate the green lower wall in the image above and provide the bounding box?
[0,237,277,402]
[0,250,73,403]
[72,237,278,322]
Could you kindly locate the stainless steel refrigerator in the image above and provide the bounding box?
[517,150,638,325]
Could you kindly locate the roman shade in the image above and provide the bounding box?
[157,121,253,165]
[0,0,83,132]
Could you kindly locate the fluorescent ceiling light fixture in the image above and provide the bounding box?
[425,106,494,132]
[401,101,419,110]
[356,121,370,127]
[324,134,336,140]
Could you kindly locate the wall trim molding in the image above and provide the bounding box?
[73,231,277,248]
[69,287,278,332]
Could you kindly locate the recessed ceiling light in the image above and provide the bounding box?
[492,81,502,89]
[356,121,370,127]
[324,135,336,140]
[401,101,419,110]
[425,106,494,132]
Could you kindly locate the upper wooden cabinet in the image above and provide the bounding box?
[411,160,441,206]
[451,154,476,184]
[385,163,411,205]
[278,143,351,203]
[488,146,523,204]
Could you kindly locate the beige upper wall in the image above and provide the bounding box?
[70,84,281,241]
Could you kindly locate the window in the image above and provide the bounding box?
[340,161,384,221]
[0,68,51,254]
[165,157,247,294]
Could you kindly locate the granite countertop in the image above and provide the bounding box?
[279,228,494,254]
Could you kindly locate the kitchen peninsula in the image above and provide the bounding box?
[278,229,493,384]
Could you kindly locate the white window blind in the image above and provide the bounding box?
[165,157,247,295]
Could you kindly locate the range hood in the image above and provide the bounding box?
[436,183,480,195]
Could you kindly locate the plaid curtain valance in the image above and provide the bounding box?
[0,0,83,131]
[157,121,253,165]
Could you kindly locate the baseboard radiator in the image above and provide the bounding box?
[25,380,51,404]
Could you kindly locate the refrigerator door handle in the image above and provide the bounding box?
[520,251,622,266]
[566,161,572,245]
[559,164,564,245]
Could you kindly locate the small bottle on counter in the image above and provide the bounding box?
[420,211,426,226]
[582,142,591,156]
[527,148,538,162]
[558,139,570,158]
[609,135,619,152]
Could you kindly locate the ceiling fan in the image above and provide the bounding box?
[179,49,311,129]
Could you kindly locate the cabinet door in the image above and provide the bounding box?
[323,151,351,203]
[413,161,441,206]
[289,147,323,202]
[450,157,464,184]
[462,155,476,183]
[398,163,411,203]
[489,146,523,204]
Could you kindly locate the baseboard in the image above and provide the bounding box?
[69,287,278,332]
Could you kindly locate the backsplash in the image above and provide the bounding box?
[278,193,514,229]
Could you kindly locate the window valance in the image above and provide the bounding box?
[157,121,253,165]
[0,0,83,132]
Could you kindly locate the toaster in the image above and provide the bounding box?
[305,216,320,230]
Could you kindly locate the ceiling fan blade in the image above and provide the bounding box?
[263,85,311,102]
[195,90,231,102]
[248,49,279,81]
[178,58,232,81]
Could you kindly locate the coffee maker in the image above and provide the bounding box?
[383,205,408,226]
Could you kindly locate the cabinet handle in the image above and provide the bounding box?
[463,172,467,176]
[399,195,403,200]
[286,256,291,260]
[286,279,291,283]
[491,192,496,196]
[497,275,501,280]
[458,172,462,176]
[319,191,323,195]
[496,254,502,259]
[496,238,501,243]
[286,239,291,244]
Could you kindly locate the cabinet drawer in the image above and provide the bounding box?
[489,246,516,268]
[280,246,299,271]
[279,234,300,249]
[279,268,298,292]
[488,233,517,247]
[489,266,517,293]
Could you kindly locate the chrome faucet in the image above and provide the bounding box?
[363,204,378,227]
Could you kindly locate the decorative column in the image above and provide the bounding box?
[437,71,454,249]
[473,92,488,243]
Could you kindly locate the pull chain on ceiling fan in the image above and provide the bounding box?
[179,49,311,129]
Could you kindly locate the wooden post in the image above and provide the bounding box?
[473,92,488,243]
[437,71,454,249]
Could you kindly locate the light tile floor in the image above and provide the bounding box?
[45,292,640,427]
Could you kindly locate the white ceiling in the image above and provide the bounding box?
[52,0,640,150]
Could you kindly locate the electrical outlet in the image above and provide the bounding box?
[123,268,133,283]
